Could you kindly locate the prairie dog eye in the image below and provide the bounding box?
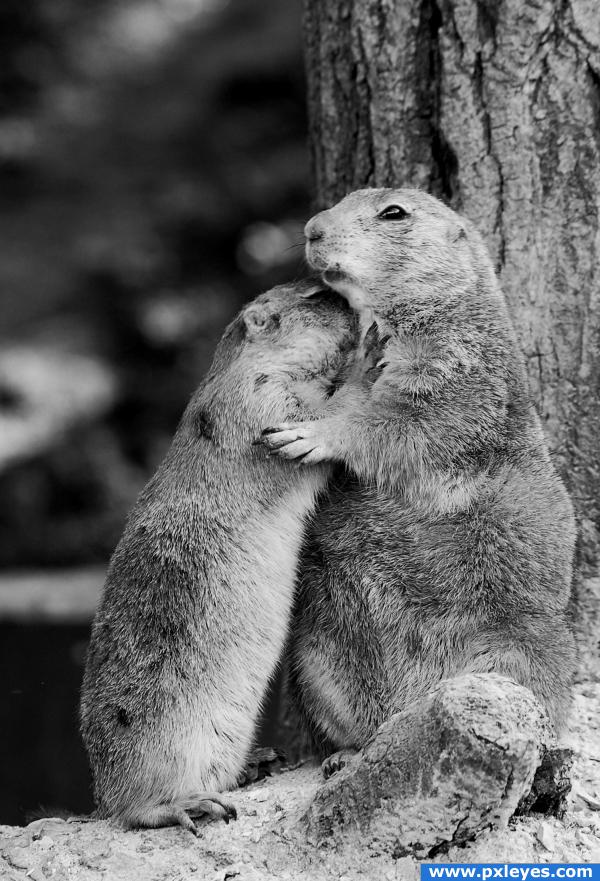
[243,306,280,337]
[378,204,411,221]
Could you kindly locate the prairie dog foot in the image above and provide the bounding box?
[130,793,237,836]
[187,792,237,824]
[322,749,358,779]
[237,746,287,787]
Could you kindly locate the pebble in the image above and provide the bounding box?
[395,857,419,880]
[3,848,32,870]
[578,789,600,810]
[211,866,241,881]
[535,821,555,851]
[246,790,268,803]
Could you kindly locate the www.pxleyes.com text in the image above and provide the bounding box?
[421,865,598,881]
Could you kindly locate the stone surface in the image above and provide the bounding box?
[303,674,552,857]
[2,677,598,879]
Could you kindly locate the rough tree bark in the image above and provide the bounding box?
[303,0,600,664]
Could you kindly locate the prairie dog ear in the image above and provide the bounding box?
[296,280,326,299]
[243,304,279,337]
[451,223,468,244]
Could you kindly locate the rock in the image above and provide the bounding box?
[301,674,552,858]
[2,846,32,870]
[535,820,555,851]
[576,788,600,810]
[1,706,599,881]
[0,678,597,877]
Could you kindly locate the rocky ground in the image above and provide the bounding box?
[1,680,598,881]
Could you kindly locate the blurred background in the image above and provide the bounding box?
[0,0,310,825]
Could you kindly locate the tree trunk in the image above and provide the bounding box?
[303,0,600,664]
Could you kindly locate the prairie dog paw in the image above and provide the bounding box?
[237,746,287,786]
[350,321,390,384]
[189,793,237,824]
[259,420,342,464]
[321,749,358,779]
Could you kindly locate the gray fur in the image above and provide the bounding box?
[270,188,576,751]
[80,281,357,831]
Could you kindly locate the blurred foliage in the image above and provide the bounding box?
[0,0,309,567]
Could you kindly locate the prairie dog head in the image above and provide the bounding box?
[190,281,357,449]
[304,188,479,313]
[213,280,357,386]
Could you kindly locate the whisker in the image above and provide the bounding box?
[284,240,305,253]
[290,261,306,284]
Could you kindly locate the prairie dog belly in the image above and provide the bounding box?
[177,474,330,793]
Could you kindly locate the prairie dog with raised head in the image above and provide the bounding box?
[260,189,576,758]
[80,281,357,832]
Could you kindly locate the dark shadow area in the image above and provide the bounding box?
[0,623,93,826]
[0,623,289,826]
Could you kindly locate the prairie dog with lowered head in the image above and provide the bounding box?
[80,280,358,832]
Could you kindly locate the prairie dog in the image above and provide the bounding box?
[261,188,576,753]
[80,281,357,833]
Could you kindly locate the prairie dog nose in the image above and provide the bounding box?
[304,215,326,242]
